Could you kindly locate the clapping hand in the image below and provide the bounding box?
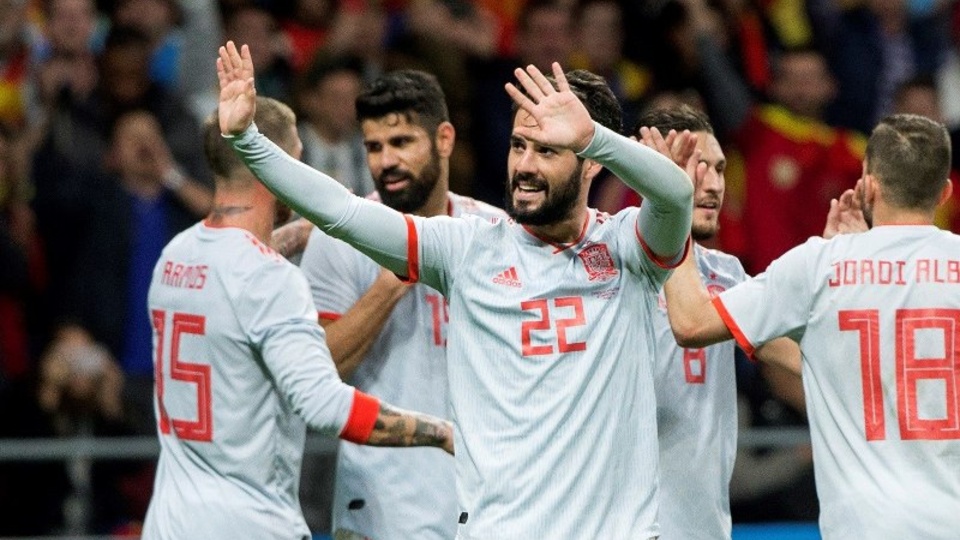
[505,63,596,153]
[635,125,702,186]
[217,41,257,136]
[823,179,869,239]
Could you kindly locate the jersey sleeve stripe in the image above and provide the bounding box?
[712,296,756,358]
[400,214,420,284]
[635,226,691,269]
[339,390,380,444]
[318,311,342,322]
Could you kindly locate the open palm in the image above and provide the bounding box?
[217,41,257,136]
[505,63,595,153]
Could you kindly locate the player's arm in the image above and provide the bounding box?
[506,63,693,261]
[321,269,410,380]
[270,217,314,259]
[245,265,453,454]
[218,41,411,277]
[663,247,733,348]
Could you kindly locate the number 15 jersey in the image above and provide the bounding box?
[715,226,960,539]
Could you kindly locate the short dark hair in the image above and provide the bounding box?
[355,70,449,135]
[512,69,623,135]
[204,97,298,180]
[866,114,951,210]
[632,104,713,137]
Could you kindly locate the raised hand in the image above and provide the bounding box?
[504,62,595,153]
[635,126,703,185]
[823,179,869,239]
[217,41,257,136]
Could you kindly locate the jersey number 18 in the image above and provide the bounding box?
[840,308,960,442]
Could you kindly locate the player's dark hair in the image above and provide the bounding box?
[632,105,713,138]
[355,70,449,136]
[204,97,298,180]
[511,69,623,136]
[866,113,951,210]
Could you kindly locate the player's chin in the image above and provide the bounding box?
[691,222,719,242]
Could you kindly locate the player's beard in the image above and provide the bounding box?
[691,221,718,242]
[505,163,582,226]
[375,145,442,213]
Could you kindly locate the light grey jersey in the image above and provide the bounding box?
[410,208,676,540]
[300,192,504,540]
[142,222,375,540]
[716,226,960,540]
[653,244,746,540]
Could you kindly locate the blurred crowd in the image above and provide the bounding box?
[0,0,958,535]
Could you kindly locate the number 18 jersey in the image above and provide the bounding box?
[715,226,960,539]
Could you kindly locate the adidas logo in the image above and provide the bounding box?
[492,266,523,288]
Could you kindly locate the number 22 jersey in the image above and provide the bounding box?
[410,207,676,540]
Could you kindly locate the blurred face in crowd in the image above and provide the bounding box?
[115,0,176,42]
[577,0,623,73]
[362,112,446,213]
[518,6,573,71]
[110,111,165,181]
[101,43,151,105]
[301,69,362,141]
[226,7,279,71]
[691,132,726,241]
[47,0,97,56]
[506,108,585,225]
[893,85,942,123]
[770,52,836,119]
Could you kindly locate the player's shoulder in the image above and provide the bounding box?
[448,192,508,222]
[197,223,292,275]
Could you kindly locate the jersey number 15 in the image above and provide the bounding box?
[151,310,213,442]
[840,308,960,441]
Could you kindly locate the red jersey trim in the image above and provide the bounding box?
[340,390,380,444]
[318,311,341,322]
[636,231,691,270]
[712,296,756,359]
[400,214,420,284]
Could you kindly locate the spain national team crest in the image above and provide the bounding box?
[578,243,618,282]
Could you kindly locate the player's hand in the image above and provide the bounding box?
[217,41,257,136]
[636,126,702,184]
[505,62,595,153]
[823,180,868,239]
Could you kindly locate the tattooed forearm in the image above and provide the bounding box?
[368,403,455,455]
[270,217,313,259]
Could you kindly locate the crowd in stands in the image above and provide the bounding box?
[0,0,958,535]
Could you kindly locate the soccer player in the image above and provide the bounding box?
[141,96,454,540]
[218,41,695,538]
[639,106,802,540]
[299,70,504,540]
[664,113,960,539]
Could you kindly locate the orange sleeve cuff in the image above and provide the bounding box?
[397,214,420,284]
[636,231,691,270]
[712,296,756,359]
[340,390,380,444]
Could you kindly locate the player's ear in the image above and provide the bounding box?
[937,178,953,208]
[581,158,603,183]
[435,121,455,159]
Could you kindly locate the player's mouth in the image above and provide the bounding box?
[512,180,547,202]
[695,200,720,214]
[379,172,412,192]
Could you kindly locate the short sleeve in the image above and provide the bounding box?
[299,227,372,321]
[714,239,819,355]
[236,260,356,436]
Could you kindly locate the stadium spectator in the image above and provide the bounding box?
[220,39,695,538]
[142,94,453,539]
[299,69,504,540]
[294,54,373,196]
